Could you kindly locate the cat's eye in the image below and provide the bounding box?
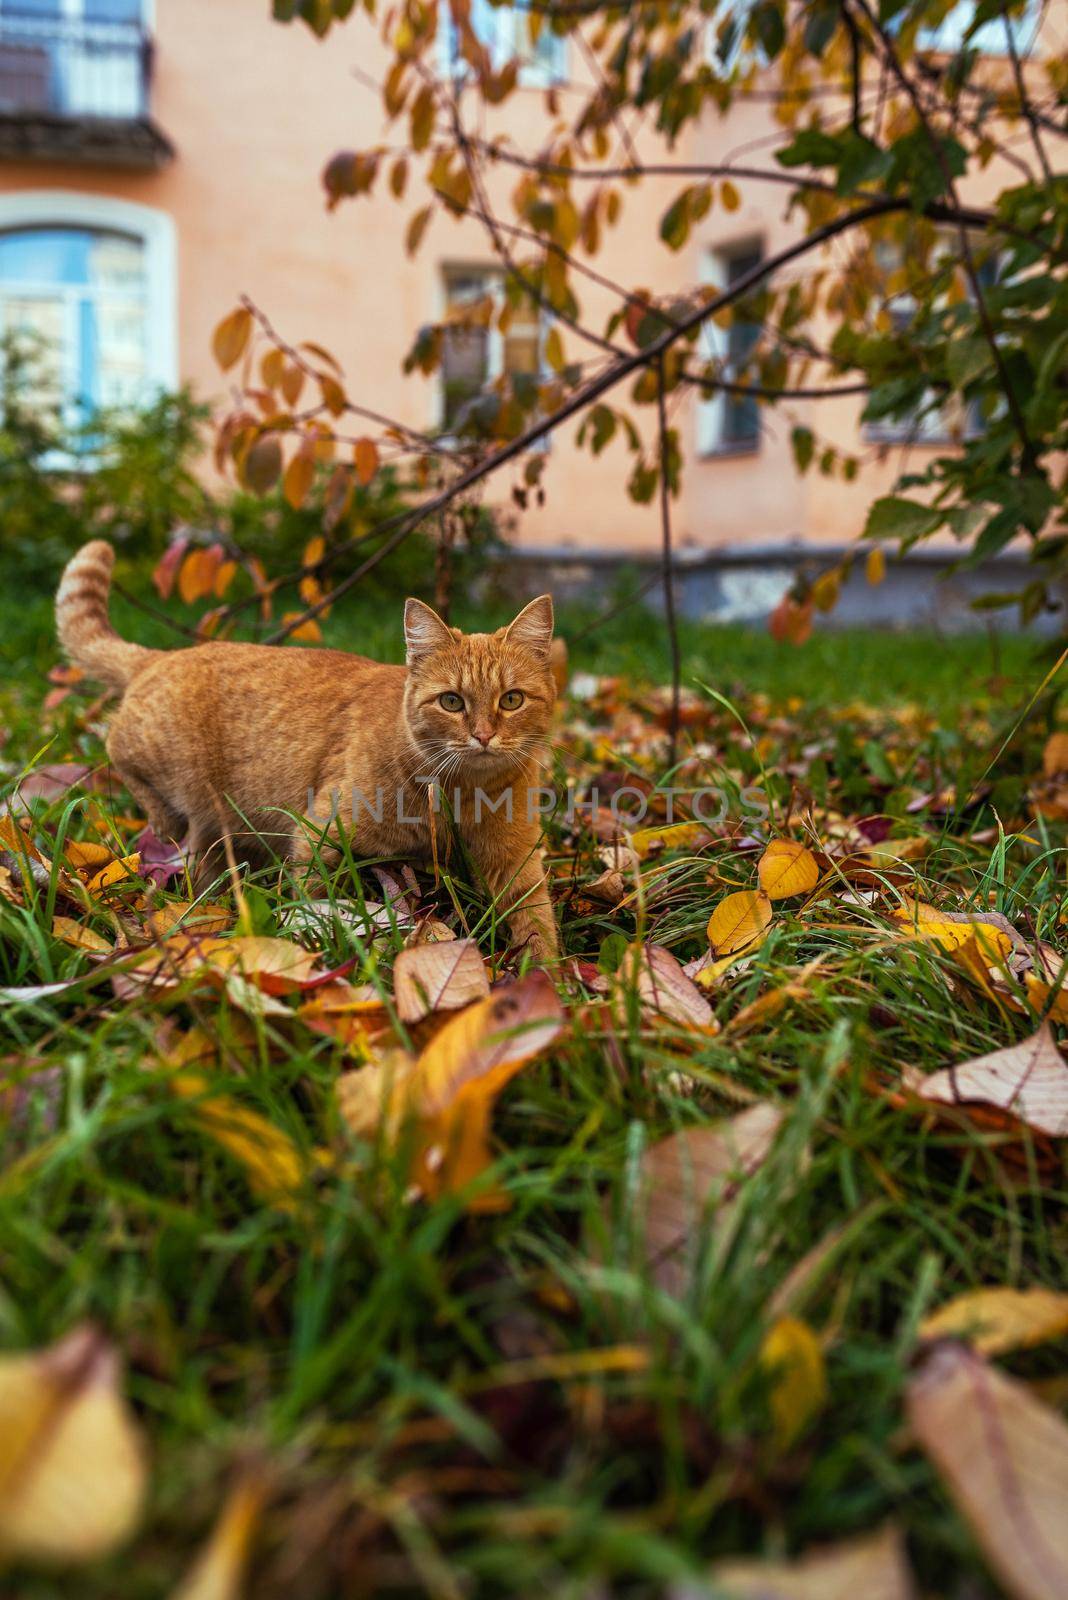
[499,690,525,711]
[438,691,465,712]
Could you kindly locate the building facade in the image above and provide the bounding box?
[0,1,1059,609]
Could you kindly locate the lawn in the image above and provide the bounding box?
[1,562,1066,1598]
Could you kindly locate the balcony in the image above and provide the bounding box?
[0,11,173,170]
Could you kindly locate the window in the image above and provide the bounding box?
[0,193,176,428]
[440,265,543,433]
[443,0,566,87]
[0,0,146,120]
[697,241,764,456]
[864,236,998,445]
[916,0,1039,55]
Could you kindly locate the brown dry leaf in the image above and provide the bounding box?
[908,1342,1068,1600]
[702,1524,915,1600]
[914,1024,1068,1138]
[338,972,565,1211]
[626,943,717,1032]
[707,890,773,957]
[51,916,112,955]
[919,1287,1068,1356]
[638,1102,782,1294]
[1042,732,1068,778]
[393,937,490,1024]
[297,979,392,1054]
[169,1472,266,1600]
[757,839,819,901]
[0,1325,147,1564]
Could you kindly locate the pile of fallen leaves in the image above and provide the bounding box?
[3,660,1068,1597]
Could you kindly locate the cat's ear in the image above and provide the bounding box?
[504,595,554,658]
[404,598,455,666]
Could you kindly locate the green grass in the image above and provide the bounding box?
[0,554,1039,717]
[1,555,1066,1597]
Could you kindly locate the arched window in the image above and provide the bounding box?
[0,192,175,422]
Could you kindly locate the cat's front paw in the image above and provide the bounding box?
[513,921,560,967]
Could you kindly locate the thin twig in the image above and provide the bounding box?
[656,353,681,767]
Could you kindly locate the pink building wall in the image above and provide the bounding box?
[0,0,1060,560]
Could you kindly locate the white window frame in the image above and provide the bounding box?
[440,1,567,88]
[696,237,764,458]
[0,191,178,409]
[916,0,1040,55]
[435,261,549,449]
[864,232,997,447]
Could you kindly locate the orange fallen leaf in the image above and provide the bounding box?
[339,971,565,1211]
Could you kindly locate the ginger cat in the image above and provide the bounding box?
[56,541,559,961]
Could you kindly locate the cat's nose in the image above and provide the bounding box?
[470,724,494,748]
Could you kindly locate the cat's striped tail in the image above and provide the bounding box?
[56,541,157,693]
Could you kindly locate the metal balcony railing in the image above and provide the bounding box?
[0,11,151,121]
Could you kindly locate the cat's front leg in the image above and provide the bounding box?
[470,825,559,964]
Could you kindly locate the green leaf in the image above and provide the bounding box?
[791,426,815,474]
[946,336,993,390]
[751,1,785,58]
[803,3,838,57]
[659,191,692,252]
[776,128,843,170]
[864,496,943,545]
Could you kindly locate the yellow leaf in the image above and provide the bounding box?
[720,178,741,211]
[0,1325,146,1564]
[202,936,321,994]
[281,612,323,643]
[920,1287,1068,1357]
[757,839,819,901]
[169,1473,265,1600]
[866,546,887,586]
[51,916,112,955]
[170,1071,309,1210]
[86,853,141,896]
[303,534,325,569]
[629,820,709,860]
[143,902,231,939]
[760,1316,828,1449]
[707,889,773,955]
[212,306,252,371]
